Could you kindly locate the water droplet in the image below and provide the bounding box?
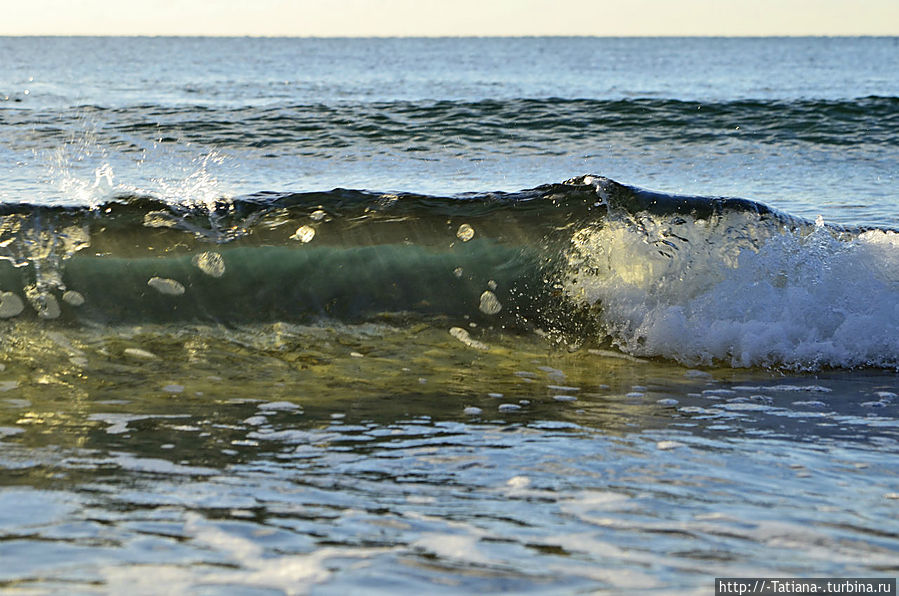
[62,290,85,306]
[456,224,474,242]
[291,225,315,243]
[148,277,185,296]
[0,292,24,318]
[479,290,502,315]
[192,251,225,278]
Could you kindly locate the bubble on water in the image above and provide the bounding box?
[547,385,580,392]
[656,440,686,450]
[656,398,679,406]
[507,476,530,489]
[553,395,577,402]
[767,385,832,393]
[310,209,326,221]
[192,251,225,278]
[456,223,474,242]
[703,388,736,396]
[258,401,301,411]
[792,400,826,407]
[487,280,497,290]
[62,290,85,306]
[463,406,483,416]
[231,439,259,447]
[291,225,316,243]
[478,290,502,315]
[487,392,503,398]
[722,402,771,411]
[148,277,185,296]
[162,384,184,394]
[498,403,521,412]
[626,392,645,398]
[0,292,24,318]
[453,267,464,278]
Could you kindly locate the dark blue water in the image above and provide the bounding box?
[2,37,898,225]
[0,37,897,594]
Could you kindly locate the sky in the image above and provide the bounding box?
[2,0,897,36]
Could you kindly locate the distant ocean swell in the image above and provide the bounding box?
[0,176,896,370]
[4,97,898,152]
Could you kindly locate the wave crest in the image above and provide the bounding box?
[566,178,899,369]
[0,176,897,370]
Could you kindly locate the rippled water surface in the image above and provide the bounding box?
[0,325,897,593]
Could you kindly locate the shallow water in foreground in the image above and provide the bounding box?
[0,322,896,594]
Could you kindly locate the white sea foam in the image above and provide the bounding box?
[566,207,899,370]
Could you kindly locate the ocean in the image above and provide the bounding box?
[0,36,897,594]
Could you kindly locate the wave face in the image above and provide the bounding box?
[0,176,897,370]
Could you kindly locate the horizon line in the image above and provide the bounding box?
[2,33,897,39]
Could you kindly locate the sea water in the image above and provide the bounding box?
[0,37,897,594]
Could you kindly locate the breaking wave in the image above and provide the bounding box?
[0,176,896,370]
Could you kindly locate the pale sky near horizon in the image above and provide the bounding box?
[2,0,897,37]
